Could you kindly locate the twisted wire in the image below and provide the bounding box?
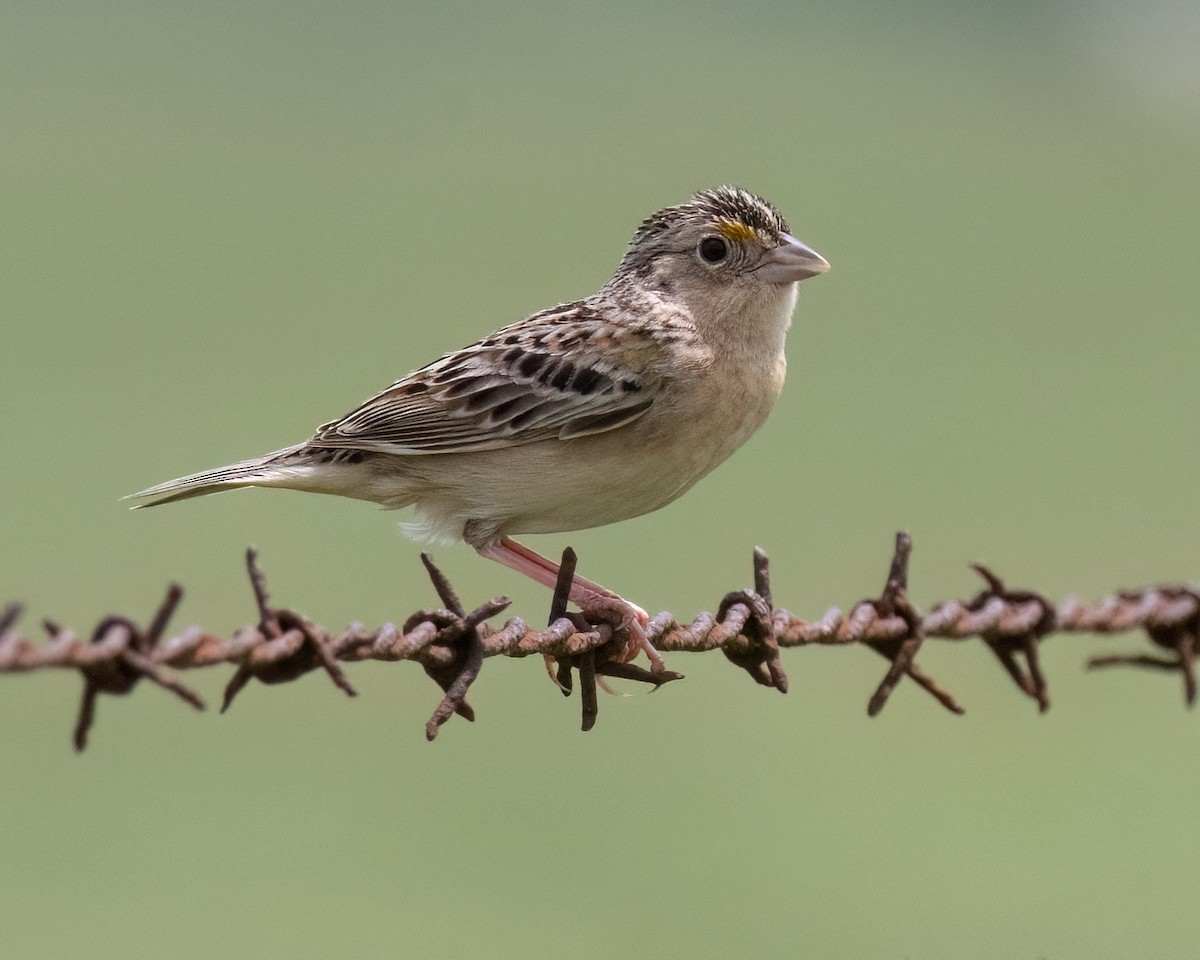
[2,533,1196,748]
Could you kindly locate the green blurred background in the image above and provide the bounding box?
[2,1,1198,957]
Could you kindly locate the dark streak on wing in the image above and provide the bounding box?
[306,306,666,455]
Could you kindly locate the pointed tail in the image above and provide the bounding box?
[126,444,309,508]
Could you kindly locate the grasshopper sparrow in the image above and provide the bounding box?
[131,186,830,667]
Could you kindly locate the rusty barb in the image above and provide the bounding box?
[2,532,1198,750]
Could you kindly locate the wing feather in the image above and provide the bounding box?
[308,304,674,455]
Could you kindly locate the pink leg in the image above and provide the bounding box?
[475,537,661,670]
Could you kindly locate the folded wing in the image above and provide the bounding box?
[309,305,667,455]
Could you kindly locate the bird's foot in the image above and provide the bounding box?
[476,536,665,673]
[577,592,663,673]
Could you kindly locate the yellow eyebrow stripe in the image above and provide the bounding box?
[715,219,759,245]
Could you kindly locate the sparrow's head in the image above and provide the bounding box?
[617,186,830,305]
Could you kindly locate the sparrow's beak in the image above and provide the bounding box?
[756,233,831,284]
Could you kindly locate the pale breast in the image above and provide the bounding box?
[393,348,787,545]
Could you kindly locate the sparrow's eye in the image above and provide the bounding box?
[698,236,728,264]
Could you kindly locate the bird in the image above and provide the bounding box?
[130,186,830,669]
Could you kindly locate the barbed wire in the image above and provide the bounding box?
[2,532,1197,750]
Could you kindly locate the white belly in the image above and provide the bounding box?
[393,352,787,545]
